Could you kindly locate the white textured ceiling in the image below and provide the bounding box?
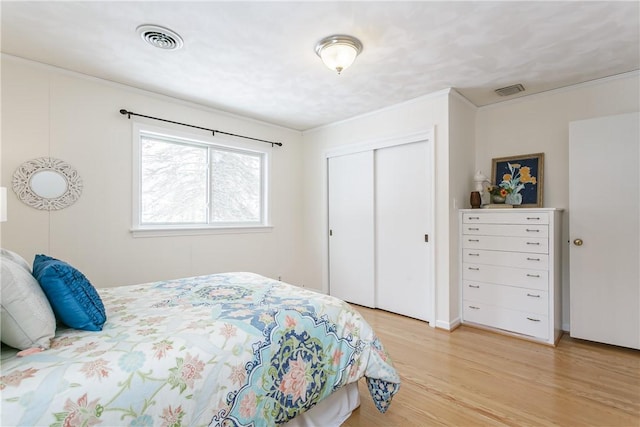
[2,1,639,130]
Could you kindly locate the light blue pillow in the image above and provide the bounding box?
[33,254,106,331]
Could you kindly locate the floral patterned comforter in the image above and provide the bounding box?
[1,272,400,426]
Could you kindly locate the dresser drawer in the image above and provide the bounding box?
[463,263,548,290]
[463,249,549,270]
[462,235,548,253]
[462,301,549,339]
[463,212,549,225]
[462,224,548,238]
[463,281,548,315]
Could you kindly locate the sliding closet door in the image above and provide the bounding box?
[375,141,431,321]
[328,151,375,307]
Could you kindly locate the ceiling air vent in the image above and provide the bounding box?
[495,83,525,96]
[136,24,183,50]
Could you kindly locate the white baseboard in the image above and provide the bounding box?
[435,317,461,331]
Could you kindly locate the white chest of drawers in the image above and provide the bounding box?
[459,208,563,345]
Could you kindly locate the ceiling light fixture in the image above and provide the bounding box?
[136,24,183,50]
[315,35,363,75]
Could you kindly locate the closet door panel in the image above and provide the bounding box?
[328,151,375,307]
[375,141,431,321]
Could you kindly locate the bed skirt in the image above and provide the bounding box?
[284,382,360,427]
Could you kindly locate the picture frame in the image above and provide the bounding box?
[491,152,544,207]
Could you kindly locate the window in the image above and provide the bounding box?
[133,124,269,235]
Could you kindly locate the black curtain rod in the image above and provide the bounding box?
[119,109,283,147]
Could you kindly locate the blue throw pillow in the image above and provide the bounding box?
[32,254,106,331]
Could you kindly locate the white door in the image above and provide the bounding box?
[375,141,431,321]
[569,112,639,349]
[328,151,375,307]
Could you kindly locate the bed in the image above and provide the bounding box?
[1,250,400,426]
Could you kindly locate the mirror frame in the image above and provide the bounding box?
[12,157,83,211]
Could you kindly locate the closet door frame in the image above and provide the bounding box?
[323,129,436,327]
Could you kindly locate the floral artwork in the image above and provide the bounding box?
[0,272,400,426]
[488,162,537,205]
[491,153,544,207]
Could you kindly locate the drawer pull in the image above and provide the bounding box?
[468,267,480,271]
[526,317,541,322]
[526,274,541,278]
[468,227,480,231]
[526,293,541,298]
[468,216,480,220]
[468,239,480,242]
[526,217,541,220]
[468,253,480,256]
[526,229,540,232]
[468,284,480,288]
[526,242,540,246]
[526,257,541,261]
[468,305,480,310]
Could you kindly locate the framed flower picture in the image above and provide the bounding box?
[491,152,544,207]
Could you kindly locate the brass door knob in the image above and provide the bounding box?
[573,238,583,246]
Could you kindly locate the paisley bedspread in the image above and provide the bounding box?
[1,272,400,426]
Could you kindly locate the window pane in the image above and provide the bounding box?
[140,137,208,224]
[211,150,262,223]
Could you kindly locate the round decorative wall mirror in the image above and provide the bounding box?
[12,157,83,210]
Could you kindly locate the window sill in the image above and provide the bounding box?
[131,225,274,238]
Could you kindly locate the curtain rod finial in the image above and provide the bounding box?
[119,109,131,119]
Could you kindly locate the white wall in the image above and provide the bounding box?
[475,71,640,329]
[301,90,459,327]
[1,55,305,288]
[448,92,477,325]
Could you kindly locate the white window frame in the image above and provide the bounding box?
[131,122,272,237]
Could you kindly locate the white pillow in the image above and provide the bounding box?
[1,248,32,272]
[1,257,56,350]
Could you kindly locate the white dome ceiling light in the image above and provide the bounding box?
[136,24,184,50]
[315,35,363,75]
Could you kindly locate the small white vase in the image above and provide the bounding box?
[506,192,522,205]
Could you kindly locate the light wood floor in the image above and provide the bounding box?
[343,306,639,427]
